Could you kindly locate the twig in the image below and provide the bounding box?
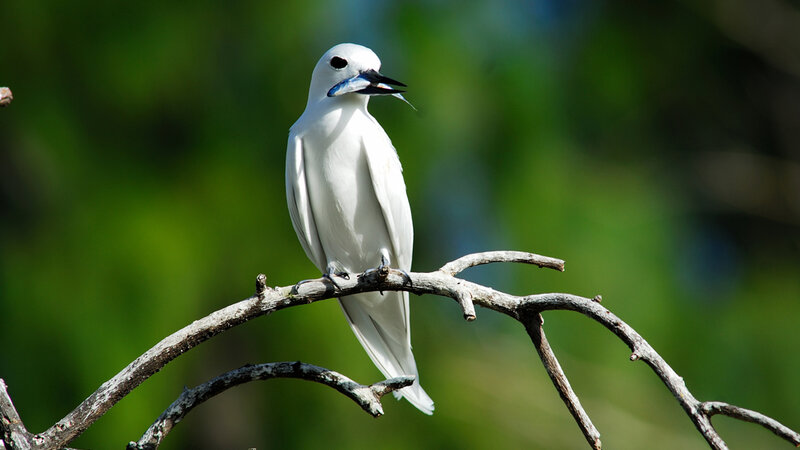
[127,362,414,450]
[439,250,565,276]
[1,251,797,450]
[521,311,602,449]
[0,88,12,107]
[701,402,800,446]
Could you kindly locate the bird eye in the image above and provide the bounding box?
[330,56,348,69]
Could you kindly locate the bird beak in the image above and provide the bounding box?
[327,69,407,97]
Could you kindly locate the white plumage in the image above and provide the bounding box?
[285,43,433,414]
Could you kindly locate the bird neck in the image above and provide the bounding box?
[306,94,370,115]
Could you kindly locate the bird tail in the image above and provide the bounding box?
[339,290,434,415]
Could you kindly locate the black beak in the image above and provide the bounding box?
[327,69,407,97]
[358,69,407,94]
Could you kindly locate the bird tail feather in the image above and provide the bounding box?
[339,291,434,414]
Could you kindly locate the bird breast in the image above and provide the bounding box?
[301,107,393,272]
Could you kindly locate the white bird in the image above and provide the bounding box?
[285,43,434,414]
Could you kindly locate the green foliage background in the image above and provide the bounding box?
[1,1,798,448]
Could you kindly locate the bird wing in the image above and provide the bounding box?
[335,126,433,414]
[361,130,414,340]
[286,133,326,270]
[361,130,414,271]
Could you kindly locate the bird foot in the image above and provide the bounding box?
[290,278,315,295]
[290,269,349,294]
[398,269,413,286]
[361,255,412,294]
[322,271,349,290]
[323,264,350,291]
[363,255,390,279]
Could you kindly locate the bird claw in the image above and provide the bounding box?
[365,255,412,295]
[322,273,341,290]
[291,278,314,295]
[398,269,413,286]
[291,269,349,294]
[363,256,388,276]
[322,266,350,291]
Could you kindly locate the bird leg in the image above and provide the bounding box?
[323,263,350,290]
[378,254,389,274]
[290,278,316,295]
[290,264,349,294]
[361,254,412,294]
[377,254,413,286]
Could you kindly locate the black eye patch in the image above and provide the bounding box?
[330,56,348,69]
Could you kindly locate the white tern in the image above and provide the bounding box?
[285,43,434,414]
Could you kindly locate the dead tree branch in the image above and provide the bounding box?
[523,311,601,449]
[1,380,31,449]
[126,362,414,450]
[700,402,800,445]
[0,250,797,450]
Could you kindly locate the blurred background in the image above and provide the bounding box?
[2,0,799,448]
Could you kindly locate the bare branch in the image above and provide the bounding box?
[127,362,414,450]
[701,401,800,446]
[521,312,601,449]
[516,293,732,449]
[1,380,32,450]
[438,250,565,276]
[1,251,797,450]
[0,88,12,107]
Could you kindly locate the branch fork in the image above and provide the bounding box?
[126,362,414,449]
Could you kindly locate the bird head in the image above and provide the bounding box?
[306,43,407,106]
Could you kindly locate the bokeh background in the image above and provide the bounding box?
[2,1,799,448]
